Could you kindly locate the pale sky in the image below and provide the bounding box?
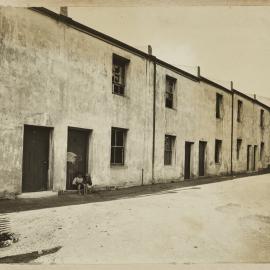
[50,6,270,105]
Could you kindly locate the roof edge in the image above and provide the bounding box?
[28,7,270,111]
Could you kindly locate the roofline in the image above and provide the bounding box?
[156,58,199,82]
[199,76,232,94]
[28,7,270,111]
[234,89,270,111]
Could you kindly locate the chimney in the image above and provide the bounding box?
[148,45,152,55]
[60,7,68,16]
[197,66,201,77]
[230,81,233,90]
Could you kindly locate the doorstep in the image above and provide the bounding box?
[16,191,58,199]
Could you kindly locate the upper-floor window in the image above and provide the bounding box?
[215,139,222,163]
[260,109,264,128]
[111,127,127,165]
[165,75,176,109]
[164,135,176,165]
[237,100,243,122]
[216,93,223,119]
[236,138,242,160]
[112,54,129,96]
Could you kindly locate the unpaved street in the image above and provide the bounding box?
[1,174,270,264]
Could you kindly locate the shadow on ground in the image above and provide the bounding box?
[0,246,62,263]
[0,171,268,214]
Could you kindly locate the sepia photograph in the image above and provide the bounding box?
[0,0,270,268]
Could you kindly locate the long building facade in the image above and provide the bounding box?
[0,7,269,197]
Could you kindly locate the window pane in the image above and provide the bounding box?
[114,147,124,164]
[116,130,124,146]
[164,151,172,165]
[165,136,172,151]
[111,129,116,146]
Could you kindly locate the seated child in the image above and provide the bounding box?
[83,174,93,194]
[72,173,84,194]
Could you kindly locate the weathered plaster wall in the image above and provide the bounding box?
[154,65,232,182]
[0,7,153,195]
[0,7,269,196]
[232,94,270,173]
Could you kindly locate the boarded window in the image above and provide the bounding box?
[260,142,265,161]
[236,139,242,160]
[112,54,129,96]
[111,127,127,165]
[260,109,264,128]
[164,135,176,165]
[215,139,222,163]
[216,93,223,119]
[237,100,243,122]
[165,76,176,109]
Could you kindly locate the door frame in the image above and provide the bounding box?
[184,141,194,180]
[22,124,54,193]
[247,145,252,171]
[66,126,92,190]
[198,141,207,177]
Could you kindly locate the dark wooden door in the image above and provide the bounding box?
[22,125,50,192]
[253,145,257,171]
[184,142,192,179]
[199,141,207,176]
[66,128,89,189]
[247,145,251,171]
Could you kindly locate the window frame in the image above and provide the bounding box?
[110,127,127,166]
[216,93,223,119]
[236,138,242,160]
[112,54,129,96]
[164,135,176,166]
[237,100,243,122]
[165,75,176,109]
[215,139,222,164]
[260,109,264,128]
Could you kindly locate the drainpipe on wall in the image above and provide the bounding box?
[150,46,156,184]
[230,81,234,176]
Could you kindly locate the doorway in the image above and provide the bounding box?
[22,125,51,192]
[247,145,252,171]
[184,142,194,180]
[199,141,207,177]
[253,145,257,171]
[66,127,90,190]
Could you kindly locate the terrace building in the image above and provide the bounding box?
[0,7,269,197]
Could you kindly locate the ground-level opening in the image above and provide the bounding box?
[253,145,257,171]
[199,141,207,177]
[247,145,252,171]
[184,141,194,180]
[22,125,52,193]
[66,127,91,190]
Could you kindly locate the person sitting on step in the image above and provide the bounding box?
[72,172,84,194]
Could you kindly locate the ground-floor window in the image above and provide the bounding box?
[111,127,127,165]
[236,139,242,160]
[164,135,176,165]
[215,139,222,163]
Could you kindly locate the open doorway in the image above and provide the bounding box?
[66,127,91,190]
[199,141,207,177]
[184,142,194,180]
[247,145,252,171]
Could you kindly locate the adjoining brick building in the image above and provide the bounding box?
[0,7,269,197]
